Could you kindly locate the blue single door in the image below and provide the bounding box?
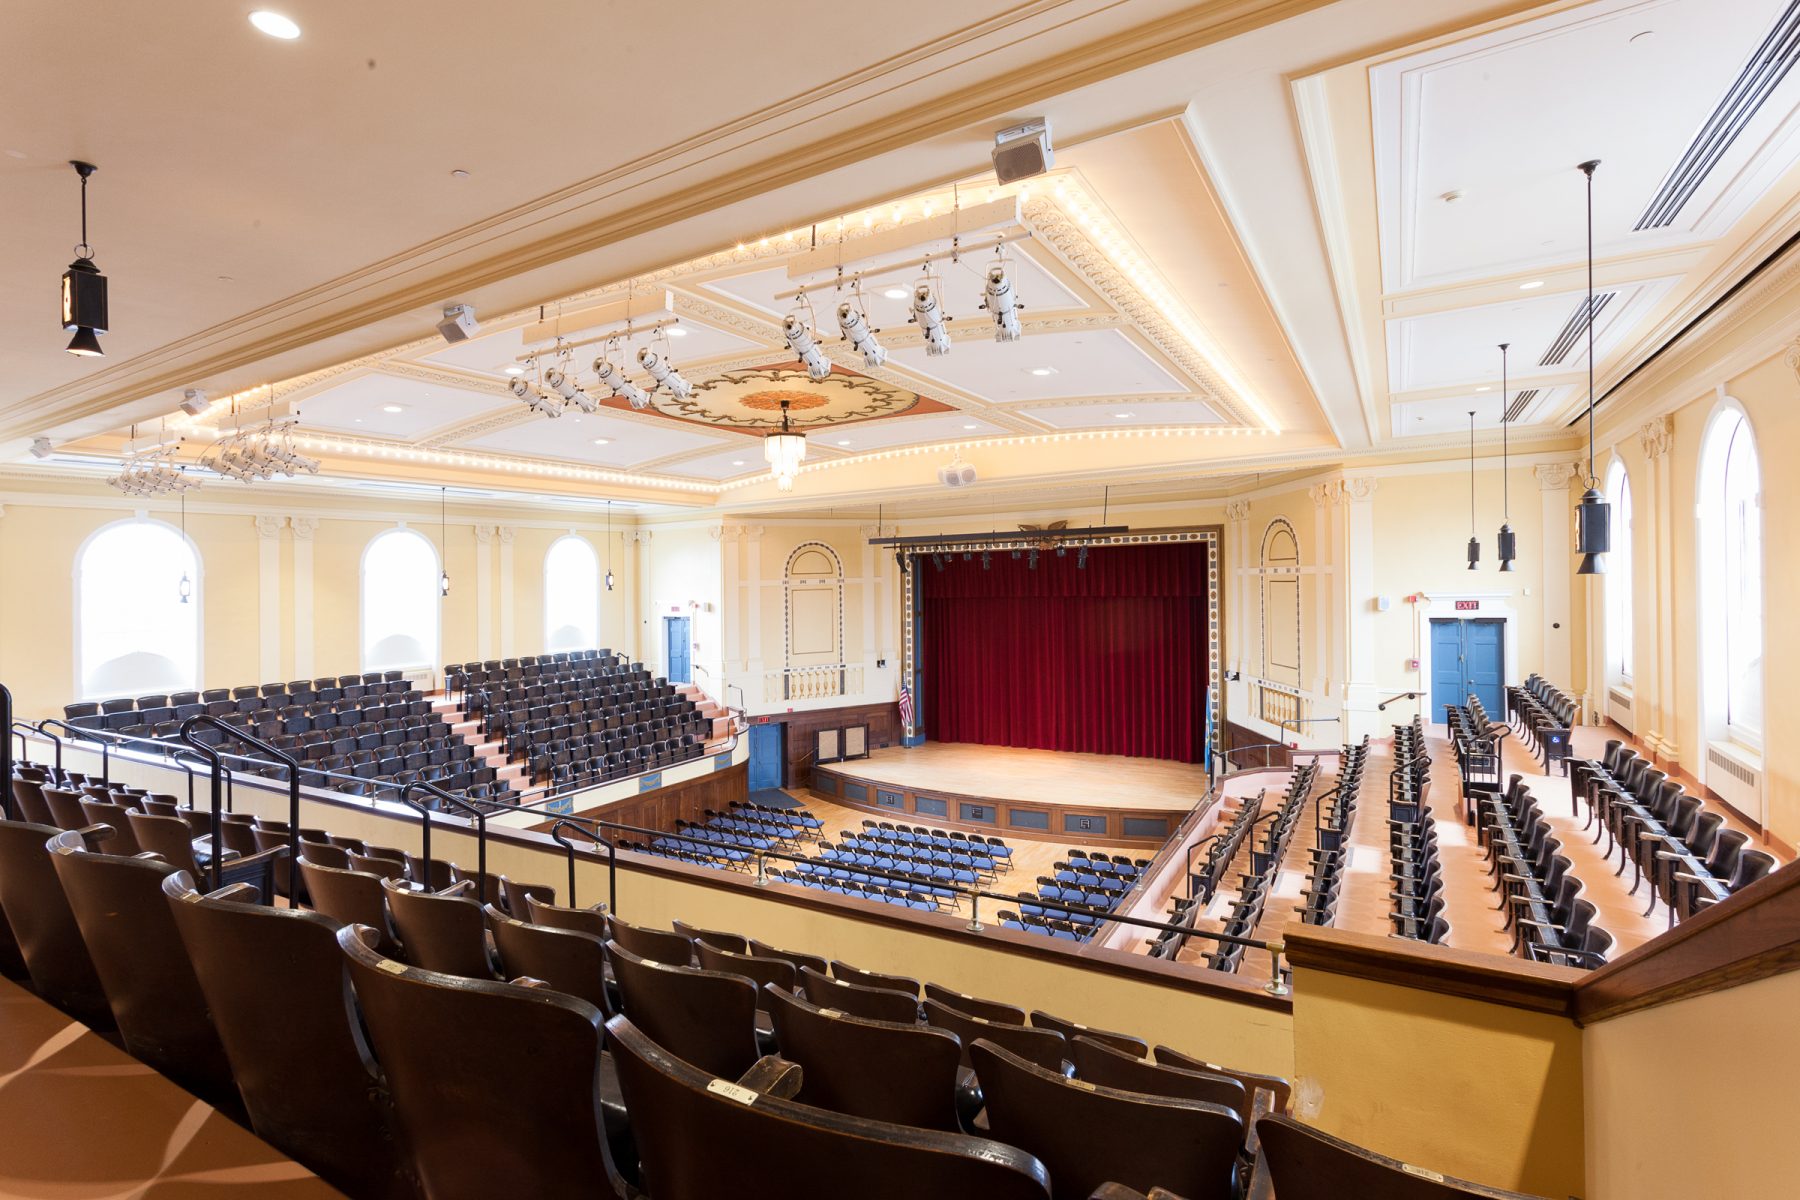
[1466,619,1505,716]
[748,722,785,791]
[664,615,692,684]
[1429,619,1466,719]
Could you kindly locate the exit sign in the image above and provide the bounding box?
[1455,600,1480,612]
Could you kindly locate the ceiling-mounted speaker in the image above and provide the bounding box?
[938,461,977,488]
[436,304,480,343]
[180,388,209,416]
[992,118,1053,186]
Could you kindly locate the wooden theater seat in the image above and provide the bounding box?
[607,939,760,1079]
[607,1013,1054,1199]
[485,904,610,1014]
[297,858,402,957]
[381,876,495,978]
[0,819,113,1028]
[1031,1011,1149,1058]
[694,939,797,1010]
[525,892,611,938]
[800,964,921,1024]
[973,1039,1243,1200]
[1070,1035,1248,1132]
[832,958,922,996]
[606,913,695,966]
[925,997,1066,1072]
[1253,1114,1554,1199]
[161,873,416,1200]
[1154,1044,1293,1117]
[766,983,964,1132]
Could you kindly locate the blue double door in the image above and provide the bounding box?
[1429,618,1505,719]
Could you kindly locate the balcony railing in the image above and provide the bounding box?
[767,663,864,703]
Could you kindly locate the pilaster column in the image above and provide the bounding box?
[255,516,285,682]
[1639,417,1677,761]
[497,526,516,658]
[742,526,765,690]
[1536,462,1580,715]
[625,530,652,666]
[1308,482,1338,698]
[474,525,496,660]
[859,524,883,699]
[289,517,318,677]
[1339,480,1379,738]
[1222,500,1252,677]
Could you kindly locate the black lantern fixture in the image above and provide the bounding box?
[1465,411,1480,570]
[439,487,451,596]
[1496,343,1517,571]
[1573,159,1610,575]
[61,161,108,357]
[604,501,616,592]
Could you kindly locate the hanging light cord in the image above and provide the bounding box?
[1500,343,1510,518]
[76,166,92,258]
[1582,160,1599,487]
[1468,411,1476,535]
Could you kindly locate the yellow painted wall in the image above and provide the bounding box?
[1290,967,1585,1199]
[1583,971,1800,1199]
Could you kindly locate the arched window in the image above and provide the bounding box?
[544,535,600,653]
[1605,460,1633,681]
[362,527,440,673]
[1259,520,1301,689]
[1698,406,1762,747]
[76,519,200,699]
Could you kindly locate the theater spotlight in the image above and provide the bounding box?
[836,301,887,370]
[981,551,992,570]
[1028,548,1039,570]
[637,347,693,400]
[593,357,650,410]
[931,554,944,571]
[1056,545,1066,557]
[910,279,951,356]
[545,368,598,414]
[1077,546,1089,569]
[962,551,972,562]
[510,376,563,418]
[895,551,908,574]
[783,313,833,382]
[983,260,1021,342]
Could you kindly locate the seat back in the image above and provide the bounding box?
[1031,1011,1149,1058]
[297,859,400,956]
[525,893,610,937]
[800,964,921,1024]
[606,913,693,965]
[498,874,554,918]
[972,1039,1242,1200]
[486,905,609,1013]
[832,958,921,996]
[925,998,1066,1071]
[77,800,142,855]
[749,936,829,975]
[1070,1035,1248,1127]
[1155,1044,1294,1115]
[45,831,237,1111]
[40,787,90,831]
[694,939,796,1008]
[606,939,759,1078]
[673,919,747,953]
[162,874,415,1200]
[11,778,55,825]
[337,926,612,1200]
[766,984,962,1132]
[381,878,492,978]
[349,851,408,881]
[1255,1114,1551,1198]
[125,811,204,876]
[607,1014,1052,1200]
[925,981,1024,1024]
[0,819,111,1026]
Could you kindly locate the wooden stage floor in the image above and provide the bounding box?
[832,743,1207,813]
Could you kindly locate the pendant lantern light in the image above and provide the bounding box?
[1496,343,1517,571]
[1574,159,1610,575]
[1466,410,1480,570]
[61,161,108,357]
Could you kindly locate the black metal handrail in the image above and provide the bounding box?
[1377,690,1424,712]
[179,715,301,892]
[548,818,616,913]
[13,720,52,774]
[170,746,227,813]
[1,685,13,820]
[36,717,109,783]
[400,779,490,887]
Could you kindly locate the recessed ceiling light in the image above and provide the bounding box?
[592,438,611,446]
[382,404,404,413]
[837,439,852,446]
[249,11,301,39]
[353,418,363,424]
[883,287,909,300]
[732,460,746,466]
[1028,367,1057,377]
[1519,280,1544,290]
[963,423,978,430]
[667,326,688,337]
[450,169,471,180]
[1116,412,1133,419]
[503,365,525,376]
[1475,387,1490,393]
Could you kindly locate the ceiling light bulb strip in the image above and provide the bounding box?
[290,435,712,492]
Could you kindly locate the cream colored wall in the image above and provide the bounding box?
[643,524,723,686]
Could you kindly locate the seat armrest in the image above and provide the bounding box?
[737,1055,804,1100]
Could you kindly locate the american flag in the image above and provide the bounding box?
[897,684,914,727]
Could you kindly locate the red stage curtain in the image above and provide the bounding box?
[919,543,1209,762]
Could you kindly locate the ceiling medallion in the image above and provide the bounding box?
[658,366,926,429]
[741,391,828,412]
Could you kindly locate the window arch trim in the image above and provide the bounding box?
[71,515,205,701]
[543,533,601,654]
[359,525,443,674]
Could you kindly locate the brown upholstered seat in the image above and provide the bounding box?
[0,819,113,1027]
[973,1038,1243,1200]
[607,939,760,1079]
[1254,1114,1553,1199]
[1070,1035,1247,1130]
[694,939,797,1009]
[800,964,921,1024]
[925,998,1066,1071]
[766,983,963,1132]
[1032,1010,1149,1058]
[925,980,1025,1024]
[162,873,417,1200]
[607,1013,1053,1199]
[337,925,615,1200]
[46,830,239,1115]
[380,877,495,978]
[486,903,610,1013]
[606,913,694,966]
[833,958,921,996]
[1154,1044,1292,1116]
[298,859,402,956]
[526,893,611,937]
[673,918,747,952]
[749,936,828,975]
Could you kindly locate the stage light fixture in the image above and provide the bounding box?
[593,357,650,409]
[983,260,1021,342]
[963,552,972,562]
[1010,549,1021,560]
[910,279,951,356]
[981,551,992,570]
[836,301,887,370]
[931,554,944,571]
[638,346,693,400]
[545,368,598,414]
[1028,548,1039,569]
[1077,546,1088,569]
[511,377,564,418]
[783,313,833,382]
[1056,545,1066,558]
[180,389,210,417]
[895,551,908,575]
[61,162,108,357]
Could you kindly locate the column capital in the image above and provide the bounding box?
[624,530,653,546]
[1534,462,1580,491]
[1637,415,1673,460]
[289,515,319,540]
[1341,477,1377,503]
[255,514,286,539]
[1308,482,1338,508]
[1223,499,1252,522]
[497,525,516,546]
[857,523,884,539]
[474,524,496,545]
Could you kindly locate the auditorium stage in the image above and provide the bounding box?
[810,743,1207,848]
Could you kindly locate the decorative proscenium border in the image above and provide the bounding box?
[898,526,1221,757]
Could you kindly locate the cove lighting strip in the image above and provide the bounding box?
[290,435,710,492]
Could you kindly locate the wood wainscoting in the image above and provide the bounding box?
[539,762,749,838]
[750,701,903,788]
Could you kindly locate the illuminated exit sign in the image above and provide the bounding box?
[1455,600,1480,612]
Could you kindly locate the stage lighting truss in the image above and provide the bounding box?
[510,326,699,421]
[107,440,200,497]
[200,416,320,483]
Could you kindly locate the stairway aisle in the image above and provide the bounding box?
[429,693,531,795]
